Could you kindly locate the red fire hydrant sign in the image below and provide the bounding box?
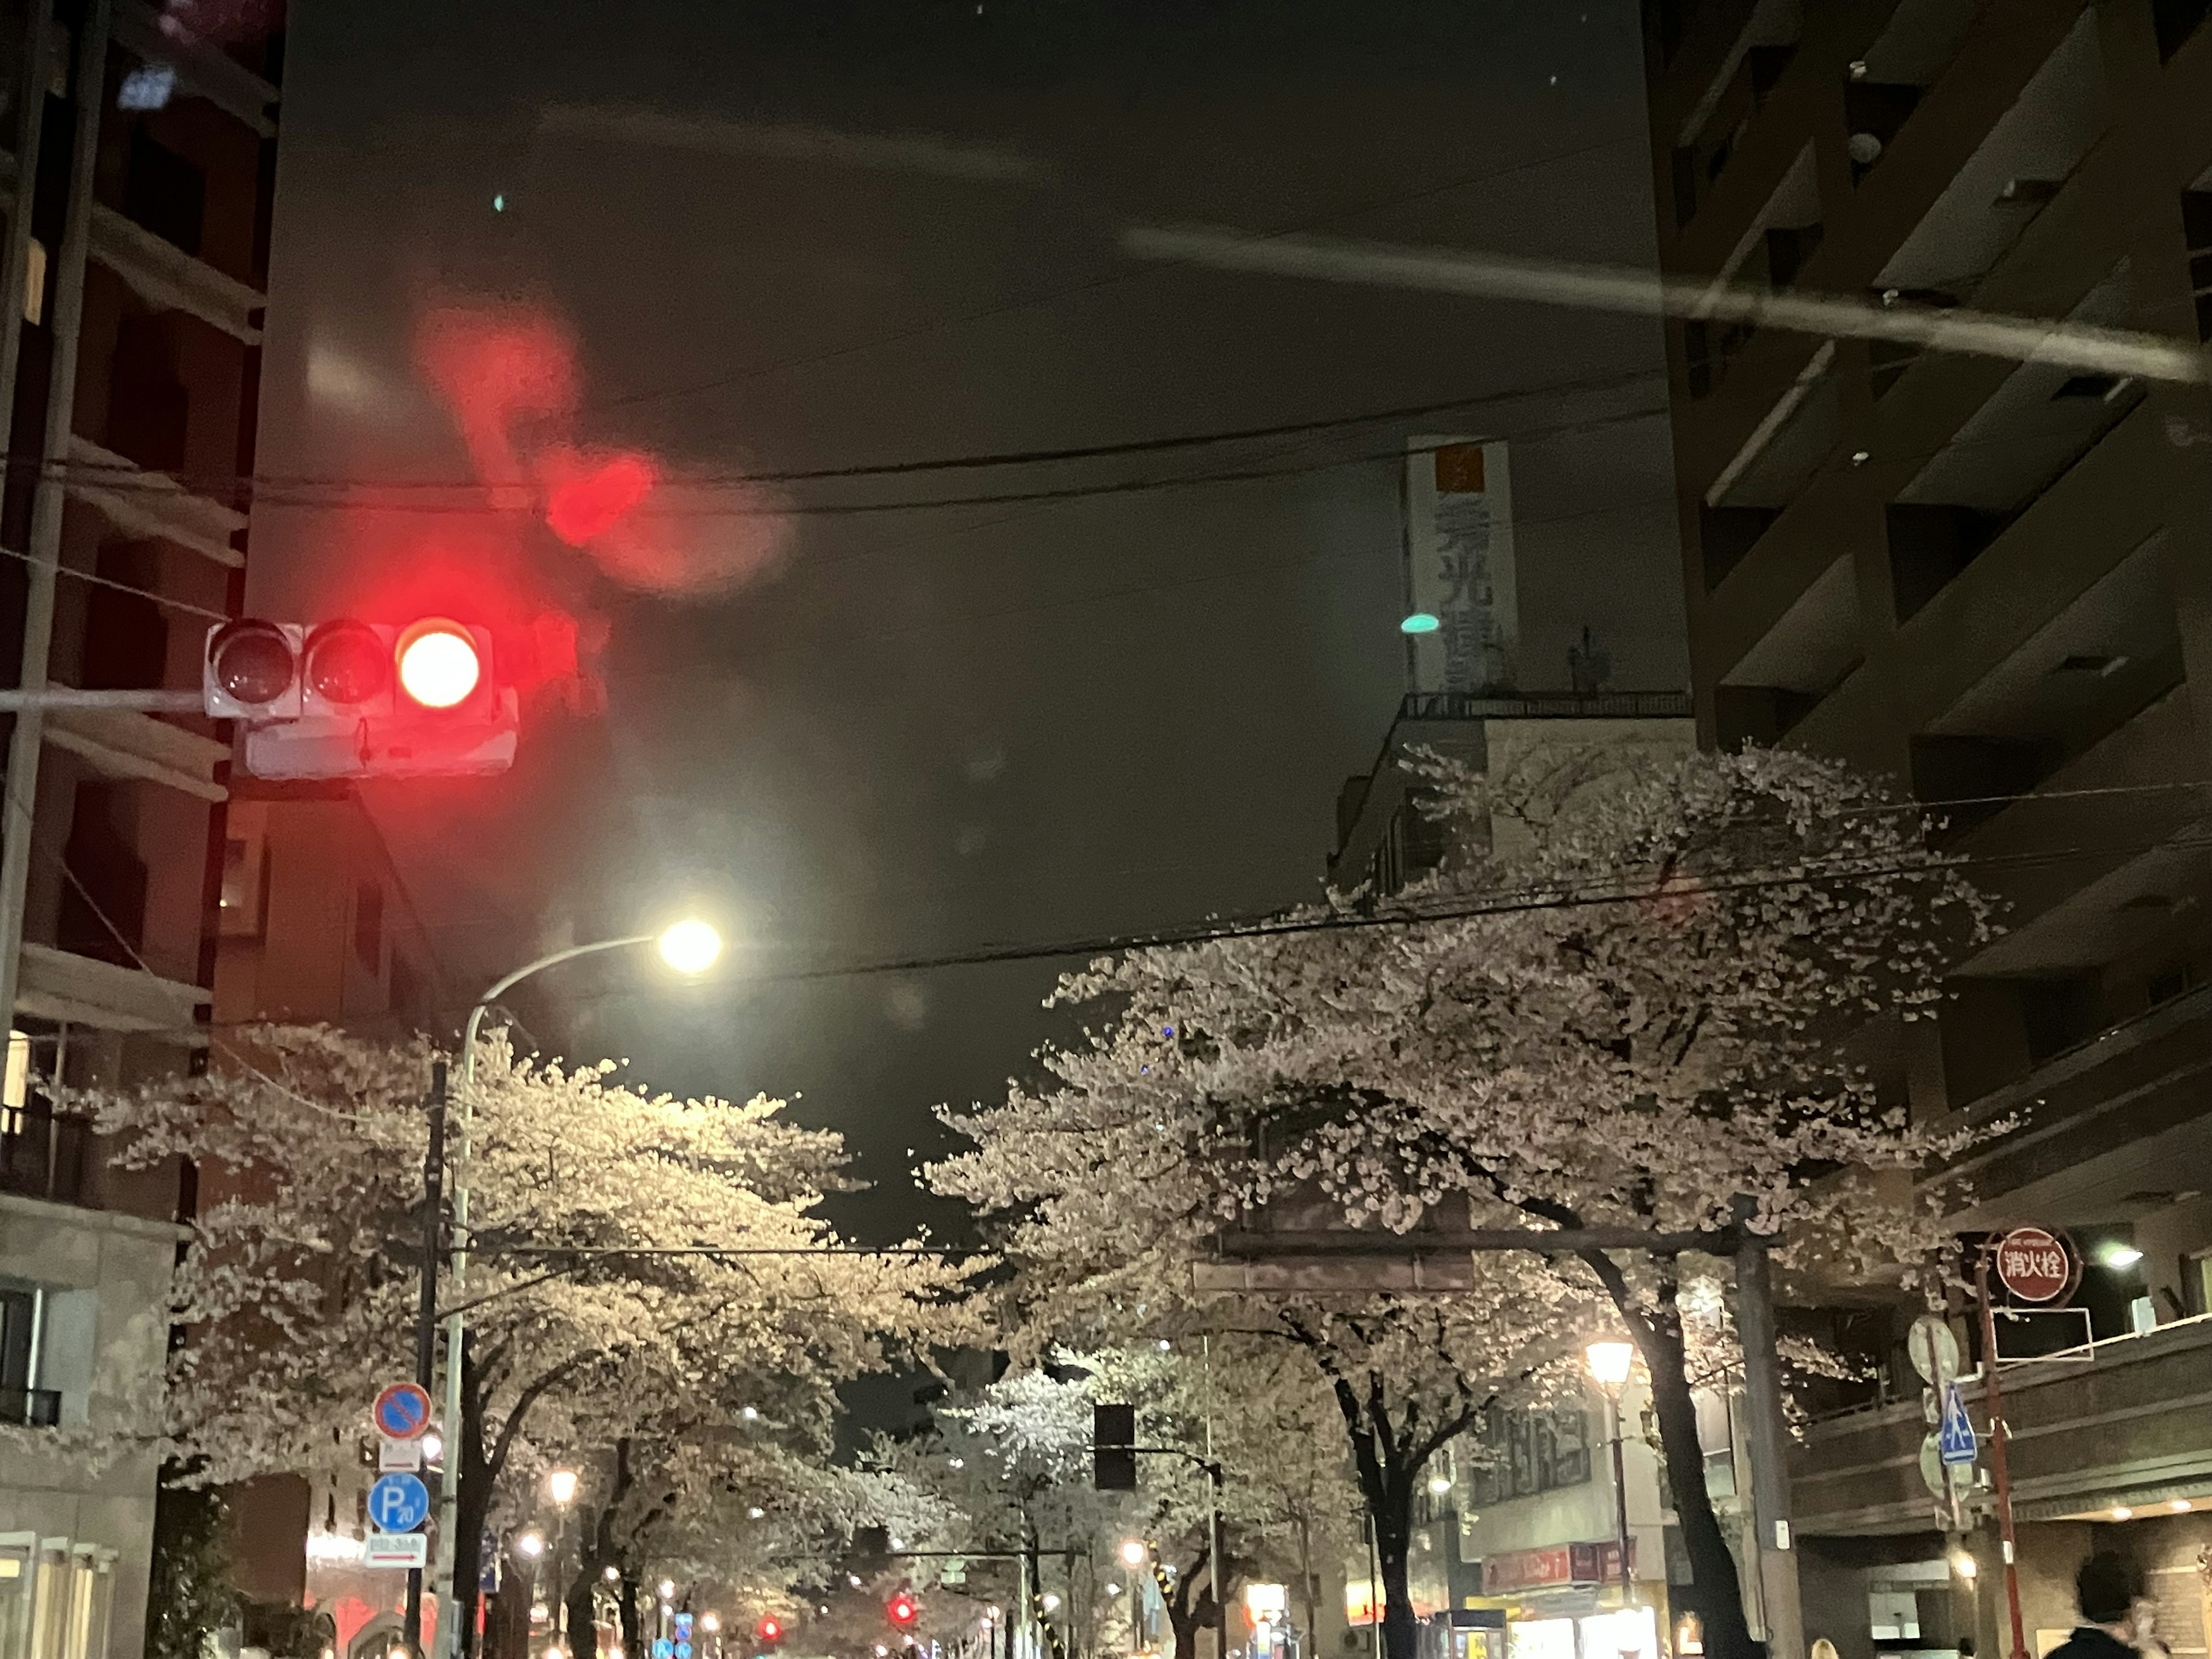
[1993,1227,2071,1302]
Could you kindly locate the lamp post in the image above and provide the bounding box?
[431,921,725,1659]
[549,1470,578,1647]
[1585,1341,1638,1622]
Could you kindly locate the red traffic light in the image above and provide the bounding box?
[887,1594,918,1629]
[396,618,483,709]
[204,616,518,779]
[756,1618,782,1643]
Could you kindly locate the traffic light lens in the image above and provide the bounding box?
[888,1597,916,1628]
[211,622,296,706]
[305,622,389,705]
[396,621,482,709]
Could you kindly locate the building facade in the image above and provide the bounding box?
[1639,0,2212,1655]
[0,4,282,1657]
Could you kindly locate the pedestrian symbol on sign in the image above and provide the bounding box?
[368,1471,432,1533]
[1938,1382,1977,1465]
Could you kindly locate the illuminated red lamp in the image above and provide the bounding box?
[886,1595,918,1630]
[395,618,483,709]
[755,1618,782,1644]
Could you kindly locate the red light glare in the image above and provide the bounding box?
[396,621,482,709]
[756,1620,781,1642]
[544,449,657,547]
[887,1597,916,1629]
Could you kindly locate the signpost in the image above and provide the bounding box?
[1992,1228,2073,1304]
[1978,1228,2077,1659]
[372,1472,434,1535]
[370,1534,432,1569]
[374,1382,434,1440]
[1938,1384,1977,1465]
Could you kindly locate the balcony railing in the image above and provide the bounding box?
[0,1104,92,1205]
[1399,691,1695,722]
[0,1387,61,1427]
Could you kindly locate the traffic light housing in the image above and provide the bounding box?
[886,1593,918,1630]
[1093,1403,1137,1491]
[204,616,519,778]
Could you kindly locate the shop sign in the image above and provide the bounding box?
[1993,1228,2072,1303]
[1480,1541,1633,1596]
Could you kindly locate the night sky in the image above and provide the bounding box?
[245,0,1688,1262]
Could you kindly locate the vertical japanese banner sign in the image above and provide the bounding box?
[1404,437,1517,694]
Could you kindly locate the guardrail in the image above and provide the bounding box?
[1398,691,1695,722]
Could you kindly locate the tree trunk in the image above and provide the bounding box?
[1580,1252,1757,1659]
[1641,1318,1756,1659]
[1369,1476,1419,1659]
[1163,1550,1213,1659]
[564,1442,634,1656]
[617,1571,642,1659]
[1296,1516,1319,1658]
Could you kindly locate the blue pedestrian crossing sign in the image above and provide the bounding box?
[653,1642,673,1659]
[1938,1381,1977,1465]
[369,1471,432,1532]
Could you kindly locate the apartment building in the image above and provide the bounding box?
[1639,1,2212,1655]
[0,4,282,1657]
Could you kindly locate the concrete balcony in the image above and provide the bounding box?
[44,705,228,802]
[14,943,209,1041]
[111,0,279,137]
[87,203,265,347]
[1794,1315,2212,1536]
[65,434,247,569]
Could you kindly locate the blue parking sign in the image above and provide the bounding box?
[368,1471,431,1532]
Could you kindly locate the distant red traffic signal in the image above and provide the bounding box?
[755,1618,782,1644]
[204,617,518,779]
[886,1594,918,1630]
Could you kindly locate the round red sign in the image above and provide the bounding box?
[1993,1226,2072,1303]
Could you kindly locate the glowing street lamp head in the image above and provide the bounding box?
[1585,1340,1635,1388]
[517,1531,546,1559]
[548,1468,578,1505]
[396,619,483,709]
[658,918,723,975]
[1119,1540,1147,1568]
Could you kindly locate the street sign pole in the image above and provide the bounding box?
[406,1061,448,1659]
[1976,1249,2029,1659]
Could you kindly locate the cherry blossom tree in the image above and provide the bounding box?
[933,745,1992,1659]
[85,1026,969,1654]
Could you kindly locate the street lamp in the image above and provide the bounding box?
[430,921,725,1659]
[1586,1341,1638,1611]
[1119,1540,1147,1568]
[517,1532,546,1560]
[547,1469,578,1644]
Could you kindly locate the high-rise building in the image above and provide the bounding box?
[0,5,283,1656]
[1641,1,2212,1653]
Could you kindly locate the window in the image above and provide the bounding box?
[2187,1252,2212,1316]
[0,1283,54,1429]
[354,881,384,972]
[79,543,168,691]
[2154,0,2210,61]
[2184,191,2212,343]
[1467,1408,1593,1503]
[122,129,205,256]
